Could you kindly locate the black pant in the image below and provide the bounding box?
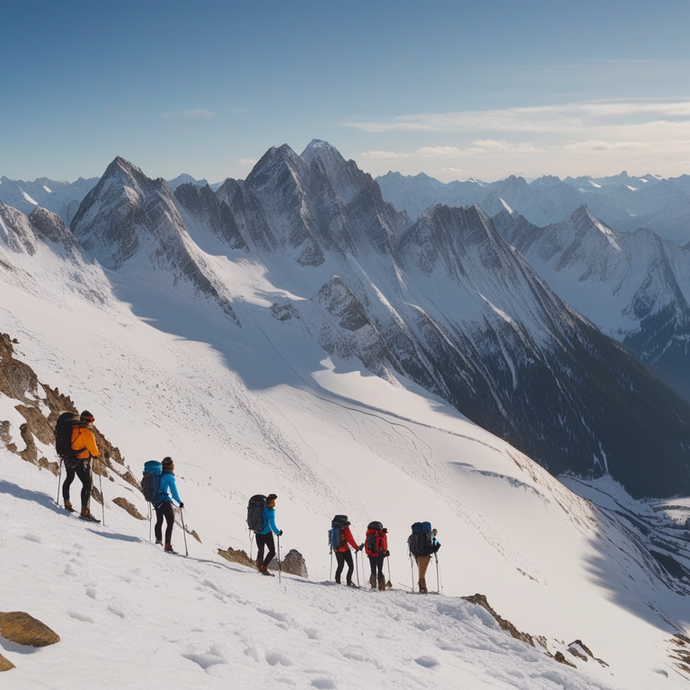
[368,555,385,578]
[335,550,354,583]
[154,501,175,545]
[255,532,276,568]
[62,458,91,510]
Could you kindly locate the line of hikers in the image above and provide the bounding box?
[55,412,441,588]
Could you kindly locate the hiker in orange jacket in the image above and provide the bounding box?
[62,410,100,521]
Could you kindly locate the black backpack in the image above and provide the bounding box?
[54,412,83,463]
[408,521,434,557]
[141,461,163,503]
[247,494,266,532]
[328,514,349,551]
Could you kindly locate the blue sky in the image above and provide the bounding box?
[2,0,689,182]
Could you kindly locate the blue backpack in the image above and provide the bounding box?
[141,461,162,503]
[328,515,349,552]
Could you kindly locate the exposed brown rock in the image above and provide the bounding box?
[462,593,534,647]
[218,546,256,569]
[113,497,146,520]
[0,653,15,672]
[554,651,576,667]
[0,612,60,647]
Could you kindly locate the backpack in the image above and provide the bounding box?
[408,521,434,557]
[366,521,385,556]
[54,412,83,464]
[247,494,266,532]
[141,461,163,503]
[328,514,349,552]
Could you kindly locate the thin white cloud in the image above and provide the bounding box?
[361,141,544,161]
[345,100,690,134]
[161,109,216,118]
[239,158,257,166]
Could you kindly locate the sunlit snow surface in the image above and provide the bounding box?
[1,200,689,688]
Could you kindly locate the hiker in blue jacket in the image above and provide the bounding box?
[256,493,282,576]
[155,457,184,553]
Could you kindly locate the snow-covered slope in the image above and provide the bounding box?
[492,206,690,396]
[2,268,690,688]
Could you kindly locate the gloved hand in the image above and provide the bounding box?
[358,544,365,551]
[178,502,184,509]
[278,530,283,536]
[385,550,390,557]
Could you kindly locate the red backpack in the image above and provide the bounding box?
[365,521,386,556]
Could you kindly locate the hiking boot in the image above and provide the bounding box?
[335,575,341,584]
[155,540,163,546]
[378,574,386,591]
[164,544,176,554]
[369,573,377,589]
[418,579,428,593]
[64,500,75,513]
[260,565,275,577]
[79,508,100,523]
[347,581,356,587]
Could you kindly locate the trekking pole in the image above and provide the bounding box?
[56,458,63,506]
[410,555,415,593]
[355,549,361,587]
[434,552,442,594]
[98,460,105,526]
[180,506,189,556]
[148,503,152,542]
[386,556,392,589]
[329,549,333,582]
[277,534,282,584]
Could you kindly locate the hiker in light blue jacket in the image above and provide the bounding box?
[256,493,282,576]
[154,457,183,554]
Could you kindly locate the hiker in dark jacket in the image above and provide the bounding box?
[416,528,441,593]
[62,410,100,521]
[256,493,282,576]
[154,457,183,553]
[365,522,388,590]
[334,520,362,586]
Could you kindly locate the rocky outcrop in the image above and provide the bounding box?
[218,546,256,569]
[0,654,15,671]
[0,612,60,647]
[279,549,308,578]
[462,593,535,647]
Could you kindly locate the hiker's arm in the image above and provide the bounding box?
[84,429,100,458]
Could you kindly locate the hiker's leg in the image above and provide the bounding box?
[76,460,91,511]
[417,555,430,580]
[344,550,354,584]
[154,503,165,542]
[262,533,276,568]
[162,501,175,545]
[62,464,76,502]
[334,551,346,582]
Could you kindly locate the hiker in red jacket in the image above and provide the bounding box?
[334,520,362,586]
[365,521,388,590]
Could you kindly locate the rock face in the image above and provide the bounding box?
[0,612,60,647]
[274,549,308,578]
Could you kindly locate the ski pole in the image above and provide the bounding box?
[180,506,189,556]
[277,533,282,583]
[56,458,63,506]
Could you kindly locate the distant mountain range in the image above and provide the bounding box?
[377,170,690,244]
[2,140,690,498]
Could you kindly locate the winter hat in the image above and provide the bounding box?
[80,410,95,423]
[266,493,277,507]
[162,457,174,471]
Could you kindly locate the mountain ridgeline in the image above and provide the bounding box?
[4,141,690,498]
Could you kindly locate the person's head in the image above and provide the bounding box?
[266,493,277,508]
[432,528,438,536]
[80,410,95,425]
[162,456,174,472]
